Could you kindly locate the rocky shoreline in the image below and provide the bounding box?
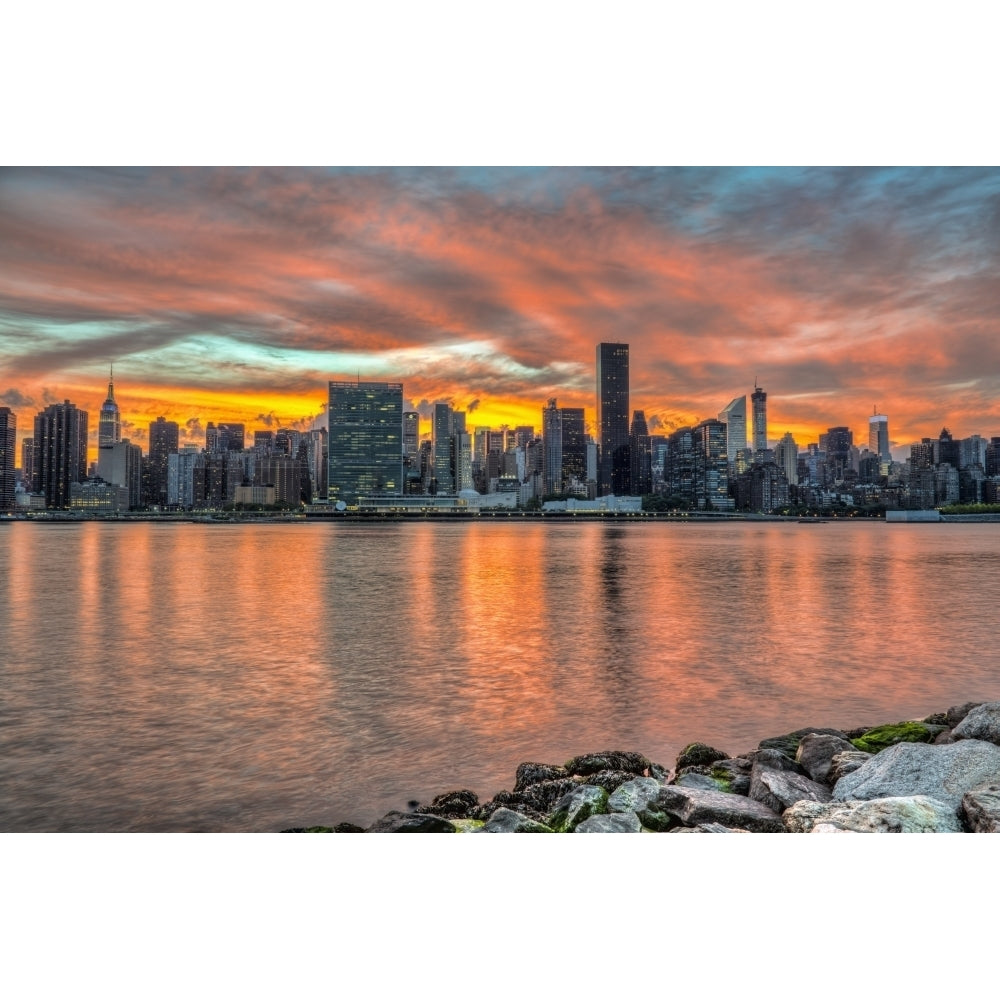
[284,700,1000,833]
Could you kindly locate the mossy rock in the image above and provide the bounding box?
[451,818,486,833]
[676,742,729,770]
[547,785,609,832]
[850,721,939,754]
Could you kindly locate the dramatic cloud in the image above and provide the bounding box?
[1,166,998,460]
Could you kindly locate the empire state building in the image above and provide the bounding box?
[99,367,121,446]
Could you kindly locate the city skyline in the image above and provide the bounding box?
[2,167,1000,462]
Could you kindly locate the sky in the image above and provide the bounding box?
[2,165,1000,463]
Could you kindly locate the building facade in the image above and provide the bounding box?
[33,400,89,509]
[751,384,767,457]
[98,368,121,447]
[597,342,630,495]
[0,407,15,511]
[328,380,403,505]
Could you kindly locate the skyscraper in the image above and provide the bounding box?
[98,367,121,447]
[718,396,747,465]
[560,407,587,490]
[328,380,403,505]
[868,411,890,463]
[33,400,88,509]
[751,382,767,457]
[541,398,562,496]
[0,407,15,511]
[597,342,629,495]
[147,416,179,507]
[629,410,651,496]
[431,402,454,494]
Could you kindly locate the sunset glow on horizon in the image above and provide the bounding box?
[2,166,999,463]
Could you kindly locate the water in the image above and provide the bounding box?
[1,519,997,831]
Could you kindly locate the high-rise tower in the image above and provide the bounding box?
[33,400,89,509]
[98,366,121,447]
[147,416,180,507]
[751,382,767,458]
[719,396,747,465]
[0,407,15,511]
[327,380,403,505]
[869,410,890,463]
[597,342,630,495]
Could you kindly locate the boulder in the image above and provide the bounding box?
[947,701,984,729]
[675,742,728,771]
[649,762,670,782]
[749,765,832,813]
[784,796,963,833]
[849,721,943,754]
[652,785,785,833]
[547,784,609,832]
[515,777,582,816]
[513,762,570,792]
[479,808,554,833]
[952,702,1000,746]
[923,712,948,726]
[670,822,751,833]
[575,812,642,833]
[564,751,650,777]
[828,750,872,785]
[961,785,1000,832]
[333,822,365,833]
[832,739,1000,812]
[706,758,752,795]
[675,771,726,791]
[585,769,638,793]
[796,733,858,784]
[607,777,662,815]
[934,730,956,745]
[417,789,479,818]
[758,727,848,760]
[367,811,457,833]
[745,748,807,775]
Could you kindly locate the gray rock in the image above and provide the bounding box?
[649,762,670,782]
[923,712,948,726]
[707,758,752,795]
[758,727,848,759]
[947,701,984,729]
[934,729,956,745]
[575,812,642,833]
[607,776,662,814]
[547,784,609,832]
[796,733,858,784]
[417,789,479,818]
[515,777,582,815]
[367,811,457,833]
[675,771,726,791]
[828,750,872,785]
[653,785,785,833]
[784,796,963,833]
[833,739,1000,812]
[952,702,1000,746]
[479,808,554,833]
[513,762,570,792]
[585,769,637,793]
[675,742,729,770]
[961,784,1000,832]
[670,822,751,833]
[746,748,806,775]
[749,765,832,813]
[564,750,650,777]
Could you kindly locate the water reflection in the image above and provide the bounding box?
[1,520,998,830]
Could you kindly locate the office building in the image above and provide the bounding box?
[430,402,454,494]
[561,407,587,491]
[147,416,179,507]
[328,380,403,505]
[869,411,890,463]
[20,437,35,491]
[629,410,652,496]
[33,400,89,509]
[773,432,798,486]
[206,422,245,453]
[719,396,747,465]
[98,367,121,447]
[0,407,15,511]
[692,418,733,510]
[541,399,562,496]
[597,342,630,495]
[751,383,767,457]
[96,440,143,509]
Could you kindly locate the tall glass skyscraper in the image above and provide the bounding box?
[0,406,15,511]
[869,411,890,463]
[718,396,747,464]
[597,342,629,495]
[328,380,403,505]
[751,383,768,457]
[33,400,88,509]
